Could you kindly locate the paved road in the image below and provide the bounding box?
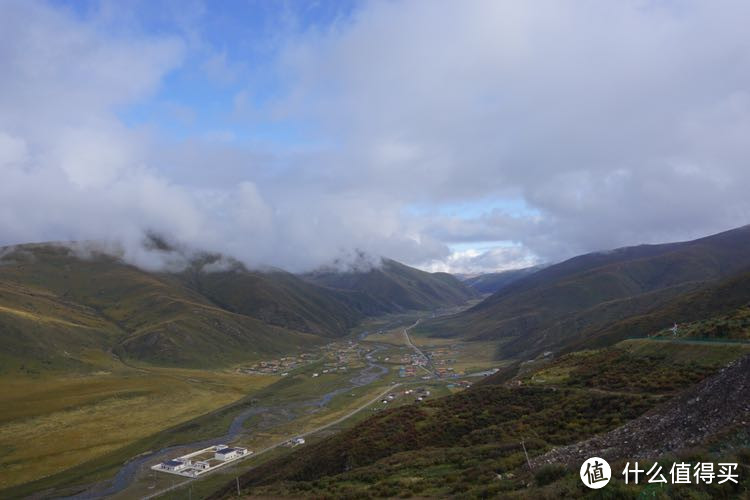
[402,319,439,377]
[143,383,401,500]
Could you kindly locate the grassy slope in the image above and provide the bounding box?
[560,268,750,350]
[0,245,326,369]
[215,339,750,499]
[420,225,750,358]
[179,265,366,337]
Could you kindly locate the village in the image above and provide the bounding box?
[237,352,317,376]
[237,340,366,376]
[236,322,497,387]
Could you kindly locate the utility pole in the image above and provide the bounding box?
[521,439,532,471]
[236,476,241,497]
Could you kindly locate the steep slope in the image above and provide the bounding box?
[421,225,750,358]
[463,266,542,294]
[177,262,367,338]
[304,258,477,312]
[534,353,750,466]
[546,267,750,354]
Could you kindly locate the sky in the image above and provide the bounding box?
[1,0,750,274]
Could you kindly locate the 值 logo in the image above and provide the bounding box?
[580,457,611,489]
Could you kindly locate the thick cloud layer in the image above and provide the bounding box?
[1,1,750,273]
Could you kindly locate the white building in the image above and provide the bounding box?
[193,461,210,470]
[214,447,248,461]
[160,459,188,472]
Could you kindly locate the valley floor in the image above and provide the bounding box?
[0,356,275,491]
[0,306,495,499]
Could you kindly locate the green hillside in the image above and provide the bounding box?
[554,268,750,353]
[420,225,750,358]
[304,258,478,312]
[178,261,367,337]
[0,245,327,370]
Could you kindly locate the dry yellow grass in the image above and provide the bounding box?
[410,335,456,347]
[411,337,501,373]
[0,368,275,489]
[363,327,408,346]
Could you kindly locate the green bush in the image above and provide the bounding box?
[534,464,568,486]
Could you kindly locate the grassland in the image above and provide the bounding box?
[365,327,409,346]
[360,315,503,376]
[409,332,502,374]
[0,362,275,491]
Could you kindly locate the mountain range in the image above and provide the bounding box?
[0,245,475,370]
[5,225,750,370]
[419,224,750,358]
[303,258,477,312]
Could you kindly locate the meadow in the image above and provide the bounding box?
[0,360,274,491]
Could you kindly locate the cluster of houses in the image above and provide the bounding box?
[153,445,250,477]
[377,387,433,405]
[435,366,457,377]
[241,341,365,378]
[380,392,398,404]
[239,354,315,375]
[406,352,429,366]
[329,343,360,364]
[312,364,348,378]
[408,387,431,402]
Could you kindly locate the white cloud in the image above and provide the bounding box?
[424,245,538,275]
[0,133,28,166]
[267,0,750,262]
[2,0,750,274]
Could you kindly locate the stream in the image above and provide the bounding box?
[63,340,388,499]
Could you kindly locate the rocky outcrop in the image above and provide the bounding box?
[534,354,750,466]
